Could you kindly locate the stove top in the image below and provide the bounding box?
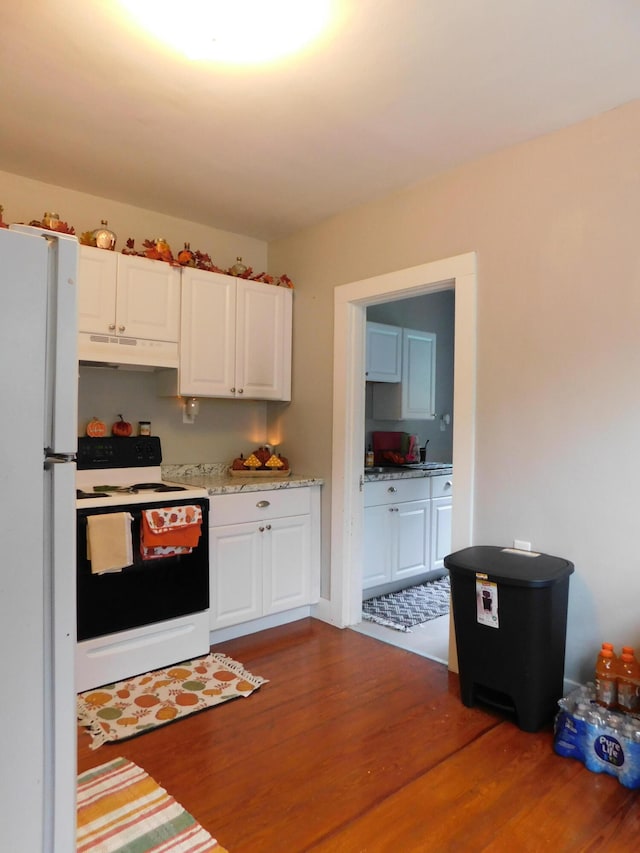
[75,437,207,508]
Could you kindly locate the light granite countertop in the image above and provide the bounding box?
[363,465,452,483]
[162,462,323,496]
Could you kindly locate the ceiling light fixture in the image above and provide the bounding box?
[118,0,333,63]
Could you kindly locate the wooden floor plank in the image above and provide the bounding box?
[78,618,639,852]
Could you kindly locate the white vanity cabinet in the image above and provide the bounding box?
[366,322,402,382]
[180,268,292,400]
[209,486,320,630]
[77,245,181,343]
[372,327,436,419]
[363,478,431,589]
[430,475,453,571]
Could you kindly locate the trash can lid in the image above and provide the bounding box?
[444,545,574,587]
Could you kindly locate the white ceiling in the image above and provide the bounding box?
[3,1,640,241]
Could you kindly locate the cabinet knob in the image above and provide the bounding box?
[259,526,265,532]
[387,486,397,493]
[237,388,244,394]
[388,506,398,512]
[266,524,272,530]
[118,325,125,332]
[108,323,116,331]
[230,387,236,393]
[445,481,452,489]
[256,500,270,508]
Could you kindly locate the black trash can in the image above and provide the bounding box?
[444,545,574,732]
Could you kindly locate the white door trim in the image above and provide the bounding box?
[322,253,477,664]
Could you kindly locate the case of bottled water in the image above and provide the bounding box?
[554,684,640,789]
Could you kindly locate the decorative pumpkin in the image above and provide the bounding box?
[254,446,271,466]
[278,454,290,470]
[231,455,246,471]
[111,414,133,437]
[86,417,107,438]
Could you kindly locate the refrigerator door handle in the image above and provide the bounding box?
[45,451,77,466]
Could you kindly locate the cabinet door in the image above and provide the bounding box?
[180,269,236,397]
[431,496,452,571]
[77,246,118,334]
[263,515,311,614]
[401,329,436,419]
[393,498,431,581]
[366,322,402,382]
[363,504,393,589]
[236,280,292,400]
[209,522,262,629]
[116,254,181,342]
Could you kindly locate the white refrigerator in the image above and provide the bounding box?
[0,225,78,852]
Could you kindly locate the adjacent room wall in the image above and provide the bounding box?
[366,290,455,463]
[269,98,640,684]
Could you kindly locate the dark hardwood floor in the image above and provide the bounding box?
[78,619,640,851]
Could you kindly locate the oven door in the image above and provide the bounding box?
[76,497,209,642]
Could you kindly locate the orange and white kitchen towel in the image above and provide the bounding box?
[140,504,203,560]
[86,513,134,574]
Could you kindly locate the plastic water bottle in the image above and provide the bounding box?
[617,652,640,714]
[595,645,618,709]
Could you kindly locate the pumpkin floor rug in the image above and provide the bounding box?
[78,652,267,749]
[77,756,227,852]
[362,574,451,632]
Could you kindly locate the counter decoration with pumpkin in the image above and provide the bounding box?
[230,447,291,477]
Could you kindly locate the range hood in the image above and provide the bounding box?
[78,331,178,371]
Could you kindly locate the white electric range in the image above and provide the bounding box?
[75,436,210,692]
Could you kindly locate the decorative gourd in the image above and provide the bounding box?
[243,453,262,469]
[265,454,284,469]
[86,417,107,438]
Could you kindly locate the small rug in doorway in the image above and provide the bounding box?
[77,756,227,852]
[78,652,267,749]
[362,575,450,632]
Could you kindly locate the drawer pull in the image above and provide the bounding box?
[387,486,397,493]
[256,500,271,508]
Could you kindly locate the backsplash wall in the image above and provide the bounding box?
[78,367,269,465]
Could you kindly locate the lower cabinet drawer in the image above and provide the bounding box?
[430,475,453,499]
[364,477,430,507]
[210,487,311,525]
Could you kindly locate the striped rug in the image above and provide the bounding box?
[77,756,227,852]
[362,575,451,632]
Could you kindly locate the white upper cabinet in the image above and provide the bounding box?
[372,327,436,420]
[180,268,292,400]
[366,322,402,382]
[78,246,180,342]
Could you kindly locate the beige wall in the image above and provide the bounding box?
[270,98,640,684]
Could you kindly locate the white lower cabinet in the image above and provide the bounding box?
[209,486,320,630]
[363,475,452,590]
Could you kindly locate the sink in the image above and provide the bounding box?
[365,463,451,474]
[404,462,452,470]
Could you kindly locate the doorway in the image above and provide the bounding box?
[325,252,477,671]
